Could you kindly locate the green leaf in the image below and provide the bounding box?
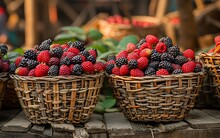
[95,103,105,113]
[117,35,138,52]
[86,44,107,53]
[101,98,116,109]
[13,48,24,55]
[97,51,115,60]
[102,39,118,50]
[87,29,103,40]
[76,34,86,41]
[53,38,76,44]
[54,33,76,41]
[60,26,85,35]
[6,51,20,62]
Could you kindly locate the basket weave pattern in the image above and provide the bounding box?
[10,73,104,124]
[0,72,9,109]
[109,72,203,122]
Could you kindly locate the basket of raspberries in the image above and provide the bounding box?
[199,36,220,107]
[9,39,105,124]
[106,35,204,122]
[0,44,9,109]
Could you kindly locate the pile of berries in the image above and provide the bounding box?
[106,35,202,77]
[208,35,220,53]
[0,44,9,73]
[10,39,105,77]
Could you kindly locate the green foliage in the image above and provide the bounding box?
[117,35,138,52]
[95,95,117,113]
[87,29,103,40]
[5,48,24,63]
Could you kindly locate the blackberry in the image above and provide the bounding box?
[19,58,28,67]
[151,52,161,61]
[175,55,187,65]
[72,64,83,76]
[72,41,85,51]
[107,54,116,61]
[116,57,128,67]
[36,39,52,51]
[160,37,173,48]
[87,55,96,64]
[106,64,114,74]
[79,50,90,58]
[194,65,202,73]
[168,46,180,57]
[0,44,8,56]
[145,68,156,76]
[24,50,37,60]
[161,53,174,62]
[67,41,74,47]
[128,59,138,69]
[172,69,183,74]
[27,60,39,69]
[50,47,63,58]
[158,61,173,72]
[60,57,71,65]
[71,55,82,64]
[48,65,59,76]
[136,38,146,48]
[148,61,159,69]
[9,63,16,74]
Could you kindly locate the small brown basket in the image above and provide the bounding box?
[10,72,105,124]
[0,72,9,109]
[109,72,204,122]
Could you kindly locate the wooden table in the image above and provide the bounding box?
[0,109,220,138]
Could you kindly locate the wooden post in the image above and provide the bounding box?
[24,0,38,49]
[177,0,198,50]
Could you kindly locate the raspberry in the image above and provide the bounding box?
[59,65,71,76]
[151,52,161,61]
[136,38,146,48]
[139,48,152,58]
[72,64,83,75]
[27,59,39,69]
[88,49,98,58]
[24,50,37,60]
[72,41,85,51]
[67,47,80,55]
[127,53,139,61]
[120,65,129,76]
[36,39,52,51]
[69,64,74,72]
[61,44,69,50]
[145,68,156,76]
[35,64,50,77]
[172,69,183,74]
[50,47,63,58]
[156,69,169,76]
[183,49,195,60]
[148,61,159,69]
[158,61,173,73]
[137,57,148,70]
[81,61,94,74]
[208,48,215,53]
[28,69,35,76]
[94,62,104,72]
[130,69,144,77]
[71,55,83,64]
[215,36,220,45]
[155,42,167,53]
[80,55,86,62]
[60,57,71,65]
[126,43,136,53]
[106,64,114,74]
[2,62,9,72]
[182,61,196,73]
[159,37,173,48]
[172,64,182,70]
[49,57,60,66]
[106,60,115,65]
[62,52,76,59]
[161,53,174,62]
[174,55,187,65]
[128,59,138,69]
[87,55,96,64]
[139,43,152,50]
[37,50,50,64]
[145,35,159,46]
[15,67,29,76]
[116,50,128,59]
[112,67,120,75]
[107,54,116,61]
[133,49,141,55]
[9,63,16,74]
[168,46,180,57]
[116,57,128,67]
[15,56,23,67]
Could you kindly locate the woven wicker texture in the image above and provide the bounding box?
[10,72,104,124]
[0,72,9,109]
[109,72,204,122]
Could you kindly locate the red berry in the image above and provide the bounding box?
[94,62,104,72]
[61,44,69,50]
[97,61,106,70]
[81,61,94,74]
[139,48,152,58]
[15,67,29,76]
[195,62,202,68]
[37,50,50,64]
[69,64,75,72]
[67,47,80,55]
[35,64,49,77]
[139,43,152,50]
[127,52,139,61]
[155,42,167,53]
[2,62,9,72]
[106,60,115,65]
[172,64,182,70]
[62,52,76,59]
[112,67,120,75]
[49,57,60,66]
[15,56,23,67]
[88,49,98,58]
[215,35,220,46]
[183,49,195,60]
[50,44,61,49]
[133,49,141,55]
[80,55,86,62]
[116,50,128,59]
[28,69,35,76]
[130,69,144,77]
[156,69,169,76]
[126,43,136,53]
[145,35,159,46]
[182,61,196,73]
[59,65,71,76]
[120,65,129,76]
[208,48,215,53]
[137,57,148,70]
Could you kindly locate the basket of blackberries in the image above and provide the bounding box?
[10,39,105,124]
[106,35,204,122]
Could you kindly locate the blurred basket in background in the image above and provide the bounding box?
[0,72,9,109]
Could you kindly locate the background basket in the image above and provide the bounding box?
[10,73,104,124]
[109,72,204,122]
[0,72,9,109]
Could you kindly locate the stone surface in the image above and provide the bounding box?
[42,125,53,137]
[51,123,75,133]
[73,127,89,138]
[85,114,106,133]
[158,121,188,132]
[30,125,45,134]
[0,109,21,130]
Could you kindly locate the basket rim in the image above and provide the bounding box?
[198,52,220,57]
[10,72,105,81]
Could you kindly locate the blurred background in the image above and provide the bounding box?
[0,0,219,52]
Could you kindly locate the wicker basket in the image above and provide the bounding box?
[109,72,204,122]
[10,72,105,124]
[0,72,9,109]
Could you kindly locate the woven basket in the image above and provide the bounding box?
[0,72,9,109]
[109,72,204,122]
[10,72,105,124]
